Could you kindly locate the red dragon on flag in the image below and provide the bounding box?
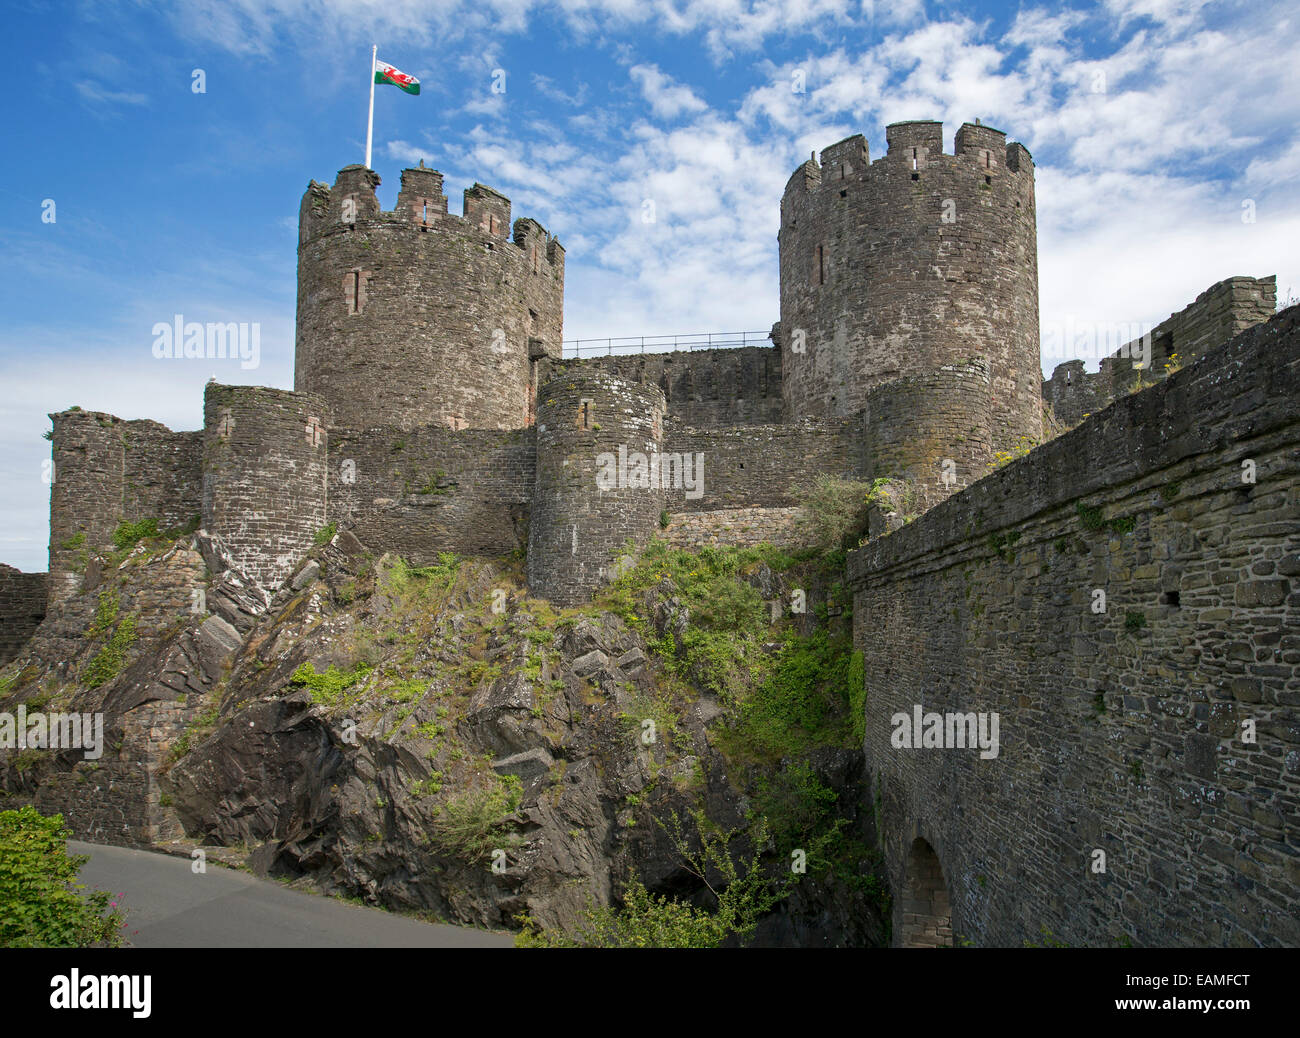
[375,59,420,95]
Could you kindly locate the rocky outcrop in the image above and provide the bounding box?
[1,528,889,945]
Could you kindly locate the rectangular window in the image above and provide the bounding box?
[816,244,825,285]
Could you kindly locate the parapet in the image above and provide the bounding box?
[820,134,869,181]
[785,119,1036,199]
[886,120,943,164]
[297,164,563,269]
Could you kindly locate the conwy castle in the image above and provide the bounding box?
[1,119,1296,947]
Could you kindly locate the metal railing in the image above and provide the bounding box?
[560,330,770,358]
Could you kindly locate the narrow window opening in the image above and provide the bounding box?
[911,172,919,181]
[348,271,361,314]
[840,189,847,198]
[1161,590,1181,607]
[985,175,992,185]
[581,400,590,429]
[816,244,825,285]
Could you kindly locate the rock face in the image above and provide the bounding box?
[0,526,888,945]
[160,552,750,933]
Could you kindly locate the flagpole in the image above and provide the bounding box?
[365,44,376,169]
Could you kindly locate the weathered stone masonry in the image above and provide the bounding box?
[849,305,1300,947]
[778,121,1041,463]
[1043,275,1277,427]
[47,410,201,608]
[296,164,564,432]
[0,565,46,666]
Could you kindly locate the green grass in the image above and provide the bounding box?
[82,592,137,689]
[428,774,523,861]
[289,661,373,707]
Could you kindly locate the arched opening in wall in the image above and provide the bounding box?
[899,837,952,947]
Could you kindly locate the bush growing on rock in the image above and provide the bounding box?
[0,806,127,947]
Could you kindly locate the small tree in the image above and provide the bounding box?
[0,806,127,947]
[516,811,796,948]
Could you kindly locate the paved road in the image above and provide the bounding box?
[70,841,515,948]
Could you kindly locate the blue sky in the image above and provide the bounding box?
[2,0,1298,571]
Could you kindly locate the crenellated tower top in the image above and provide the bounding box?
[295,163,565,432]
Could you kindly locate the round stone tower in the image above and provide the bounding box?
[202,383,330,589]
[529,374,666,607]
[779,120,1041,456]
[295,163,565,432]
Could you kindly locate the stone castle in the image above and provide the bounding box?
[2,119,1296,948]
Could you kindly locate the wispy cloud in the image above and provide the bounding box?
[75,79,148,106]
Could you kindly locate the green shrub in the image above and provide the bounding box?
[313,522,338,546]
[289,661,373,707]
[112,517,159,552]
[725,628,860,760]
[83,597,137,689]
[795,476,875,550]
[0,806,127,947]
[428,774,522,860]
[516,813,792,948]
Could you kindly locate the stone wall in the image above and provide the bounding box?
[47,411,201,608]
[848,304,1300,948]
[10,699,193,847]
[328,424,536,562]
[296,164,564,432]
[1043,275,1277,426]
[549,345,784,427]
[0,565,46,665]
[863,360,993,510]
[660,507,807,551]
[202,384,330,589]
[779,121,1041,459]
[529,374,666,606]
[667,421,863,512]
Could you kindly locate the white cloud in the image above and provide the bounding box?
[629,65,708,120]
[75,80,148,106]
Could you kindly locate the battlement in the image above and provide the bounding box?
[783,119,1034,202]
[295,162,566,431]
[779,117,1041,455]
[885,120,943,164]
[298,164,563,269]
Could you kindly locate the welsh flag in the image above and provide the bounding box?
[375,59,420,95]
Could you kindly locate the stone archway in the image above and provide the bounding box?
[899,837,952,947]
